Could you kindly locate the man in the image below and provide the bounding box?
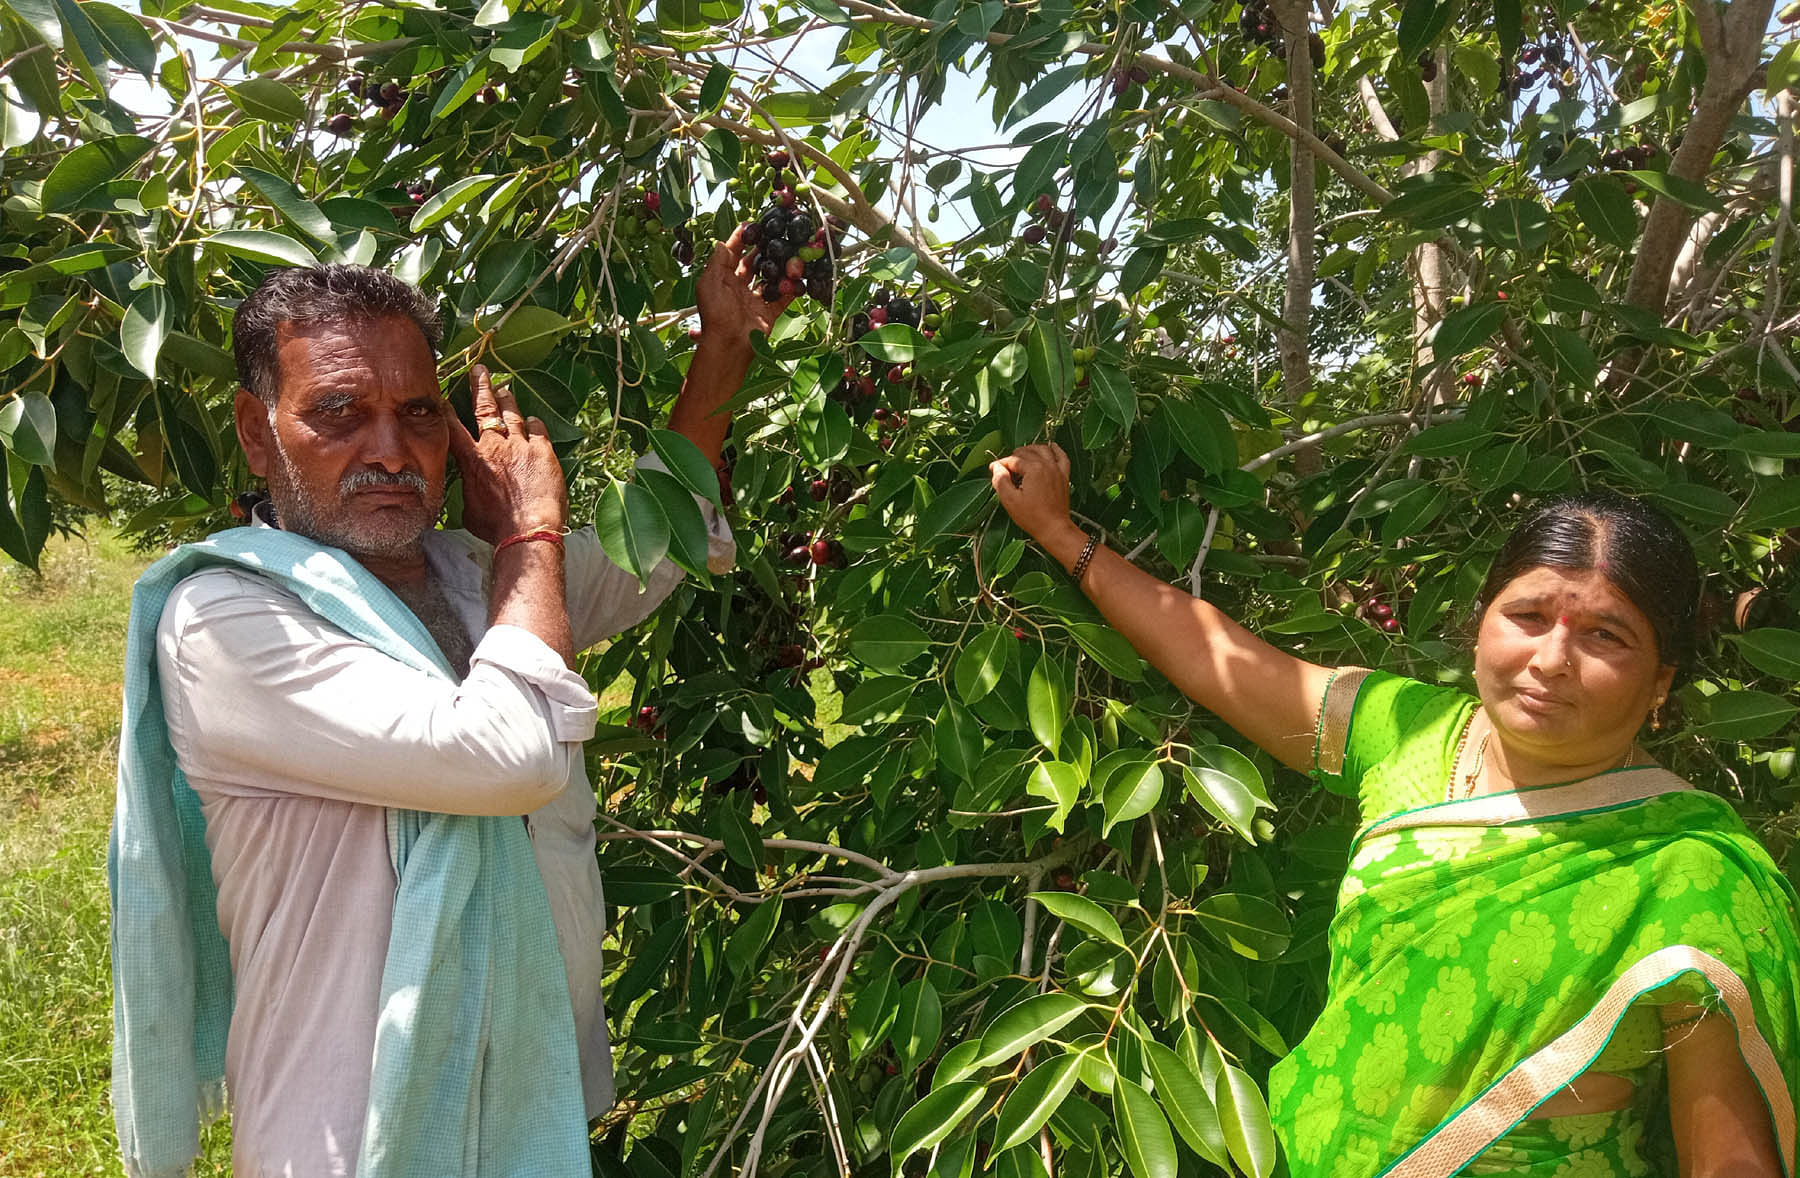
[111,235,786,1177]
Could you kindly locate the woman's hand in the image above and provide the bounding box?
[446,364,569,546]
[989,443,1078,546]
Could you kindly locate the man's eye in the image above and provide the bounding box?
[320,403,353,418]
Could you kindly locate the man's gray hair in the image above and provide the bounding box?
[232,264,442,405]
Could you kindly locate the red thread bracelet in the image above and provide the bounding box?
[494,527,566,555]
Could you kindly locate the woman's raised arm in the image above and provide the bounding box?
[989,443,1336,772]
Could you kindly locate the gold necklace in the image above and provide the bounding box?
[1447,715,1490,802]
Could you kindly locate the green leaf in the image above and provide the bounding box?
[995,1054,1082,1152]
[725,894,782,975]
[848,614,932,671]
[596,479,671,587]
[226,78,306,123]
[490,305,574,369]
[974,994,1087,1067]
[840,676,917,725]
[1737,630,1800,680]
[411,174,500,231]
[1027,655,1069,755]
[1162,398,1234,474]
[1193,893,1291,960]
[915,478,992,544]
[0,393,57,466]
[1067,622,1146,681]
[119,285,169,380]
[890,1082,985,1171]
[1088,365,1135,425]
[856,323,932,363]
[1397,0,1454,59]
[1027,761,1082,833]
[935,698,984,781]
[851,968,898,1059]
[893,978,943,1072]
[1192,743,1270,806]
[1745,481,1800,531]
[1568,177,1639,248]
[430,52,491,121]
[954,627,1014,704]
[1113,1078,1176,1178]
[83,1,155,77]
[1101,761,1163,836]
[1624,169,1727,214]
[647,428,723,510]
[1525,320,1599,388]
[1025,891,1125,948]
[40,135,151,212]
[1027,317,1075,406]
[1694,691,1798,740]
[718,792,760,871]
[205,229,319,268]
[235,166,337,244]
[1215,1064,1276,1178]
[1428,301,1505,364]
[1142,1041,1228,1165]
[1183,765,1258,843]
[638,467,711,584]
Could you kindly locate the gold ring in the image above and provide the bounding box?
[478,416,507,432]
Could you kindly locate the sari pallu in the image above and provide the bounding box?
[1267,768,1800,1178]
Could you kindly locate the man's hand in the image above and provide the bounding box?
[694,224,798,351]
[989,444,1076,546]
[446,364,569,546]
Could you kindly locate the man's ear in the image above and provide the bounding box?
[234,387,273,478]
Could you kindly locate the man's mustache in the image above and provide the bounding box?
[340,468,428,496]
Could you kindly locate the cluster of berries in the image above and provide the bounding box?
[1361,597,1401,634]
[740,151,838,304]
[777,530,848,570]
[1600,143,1659,170]
[1236,0,1326,65]
[847,290,942,428]
[631,704,663,736]
[1021,193,1068,246]
[327,76,408,134]
[1108,64,1151,97]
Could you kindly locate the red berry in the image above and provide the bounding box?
[1021,224,1047,245]
[842,366,859,384]
[326,113,355,135]
[858,375,876,398]
[379,81,401,102]
[778,278,798,297]
[644,191,661,214]
[886,364,907,384]
[1462,372,1482,387]
[779,188,797,209]
[769,149,790,168]
[1495,290,1508,301]
[1035,193,1055,215]
[1052,867,1078,891]
[479,86,499,104]
[1380,617,1402,634]
[785,256,805,280]
[1013,628,1026,639]
[810,539,832,565]
[916,388,933,406]
[868,306,889,326]
[809,478,829,500]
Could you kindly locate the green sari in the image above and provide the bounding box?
[1267,671,1800,1177]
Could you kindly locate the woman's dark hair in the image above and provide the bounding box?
[232,264,441,405]
[1474,490,1700,671]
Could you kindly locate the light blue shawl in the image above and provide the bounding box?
[109,527,589,1177]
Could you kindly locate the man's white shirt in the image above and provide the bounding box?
[153,459,731,1177]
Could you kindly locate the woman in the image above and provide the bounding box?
[988,443,1800,1176]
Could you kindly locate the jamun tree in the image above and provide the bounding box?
[3,0,1799,1175]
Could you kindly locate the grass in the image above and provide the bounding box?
[0,530,232,1176]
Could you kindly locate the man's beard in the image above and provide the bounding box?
[264,431,443,562]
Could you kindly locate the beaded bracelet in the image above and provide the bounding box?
[1070,532,1101,583]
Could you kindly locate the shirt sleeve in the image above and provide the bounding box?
[157,568,596,816]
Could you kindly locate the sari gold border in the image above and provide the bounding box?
[1360,766,1690,843]
[1314,667,1372,777]
[1382,945,1796,1178]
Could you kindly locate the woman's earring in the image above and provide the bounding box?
[1651,697,1666,732]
